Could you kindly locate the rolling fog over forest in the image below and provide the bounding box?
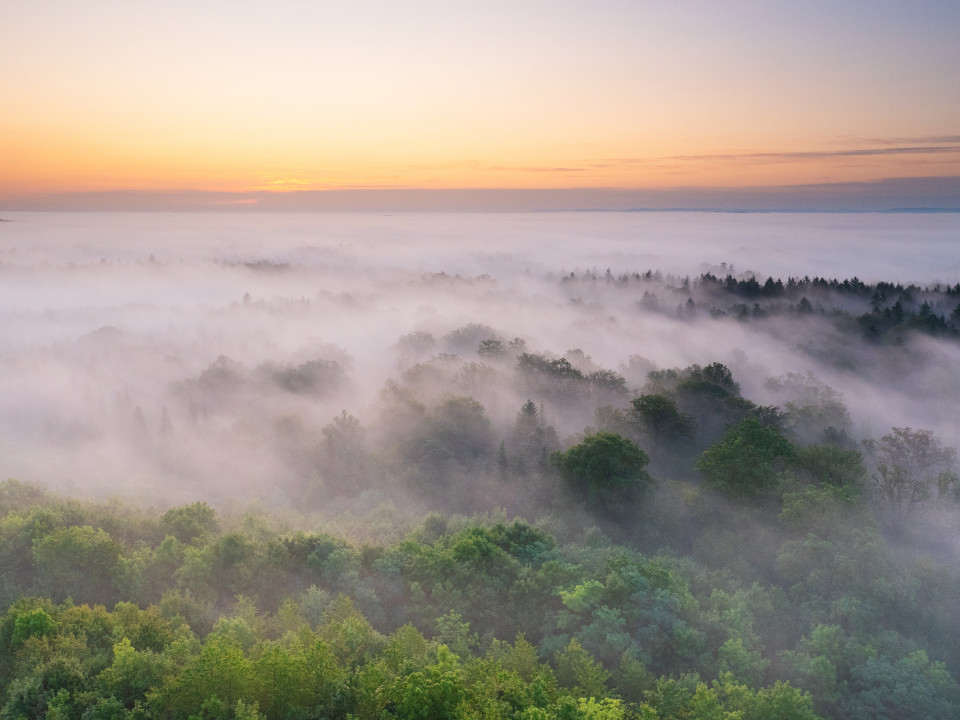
[0,211,958,507]
[4,210,960,720]
[5,0,960,715]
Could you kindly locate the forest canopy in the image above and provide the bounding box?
[3,213,960,720]
[2,338,960,719]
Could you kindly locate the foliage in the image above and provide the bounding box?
[765,372,852,445]
[628,395,695,455]
[160,503,219,544]
[866,426,959,528]
[696,418,795,497]
[1,333,960,720]
[0,484,956,720]
[551,433,652,512]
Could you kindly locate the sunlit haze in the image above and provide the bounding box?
[5,5,960,717]
[3,1,959,209]
[1,210,959,502]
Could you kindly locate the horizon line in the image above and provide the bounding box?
[2,176,959,213]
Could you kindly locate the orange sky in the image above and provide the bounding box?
[2,1,958,204]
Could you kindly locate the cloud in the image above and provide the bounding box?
[419,141,960,180]
[490,167,588,173]
[604,145,960,167]
[858,135,960,147]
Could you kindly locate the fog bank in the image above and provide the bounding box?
[1,211,958,506]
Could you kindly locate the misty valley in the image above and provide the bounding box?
[1,212,960,719]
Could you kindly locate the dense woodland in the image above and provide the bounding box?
[561,268,960,342]
[3,265,960,720]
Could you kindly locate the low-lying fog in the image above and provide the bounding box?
[1,210,958,508]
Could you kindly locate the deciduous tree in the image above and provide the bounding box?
[551,433,652,512]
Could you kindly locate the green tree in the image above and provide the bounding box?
[96,637,172,710]
[318,410,369,494]
[396,330,436,364]
[401,396,496,493]
[318,595,385,668]
[840,651,960,720]
[389,645,464,720]
[628,394,696,455]
[32,525,121,604]
[10,608,56,647]
[160,502,219,544]
[866,426,959,528]
[717,637,769,689]
[577,696,626,720]
[554,638,610,699]
[696,418,795,498]
[551,433,652,512]
[152,634,254,718]
[794,444,867,495]
[0,479,47,515]
[510,400,557,475]
[715,673,822,720]
[478,338,506,358]
[765,371,852,445]
[646,362,769,447]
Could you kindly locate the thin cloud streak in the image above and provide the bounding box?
[489,167,588,173]
[858,135,960,146]
[604,145,960,167]
[474,144,960,179]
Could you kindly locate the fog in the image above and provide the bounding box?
[1,210,959,511]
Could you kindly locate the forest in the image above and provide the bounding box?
[3,271,960,719]
[2,212,960,719]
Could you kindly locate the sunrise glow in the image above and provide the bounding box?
[2,1,958,209]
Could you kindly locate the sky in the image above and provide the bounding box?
[2,0,959,209]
